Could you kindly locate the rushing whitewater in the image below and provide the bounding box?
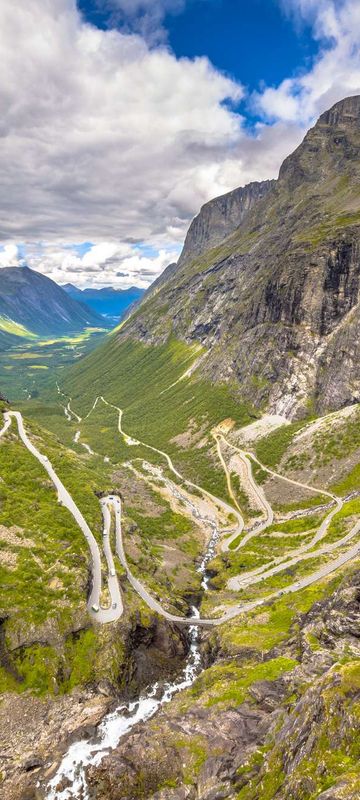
[45,487,220,799]
[46,612,201,800]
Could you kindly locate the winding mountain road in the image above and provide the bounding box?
[214,433,273,552]
[2,401,360,629]
[3,411,122,623]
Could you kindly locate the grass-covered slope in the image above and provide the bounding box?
[105,96,360,419]
[0,315,38,347]
[0,266,106,348]
[86,566,360,800]
[58,335,255,500]
[0,414,111,694]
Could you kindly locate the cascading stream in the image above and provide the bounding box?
[45,525,215,800]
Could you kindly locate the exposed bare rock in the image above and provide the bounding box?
[84,570,360,800]
[119,95,360,419]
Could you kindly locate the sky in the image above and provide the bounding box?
[0,0,360,289]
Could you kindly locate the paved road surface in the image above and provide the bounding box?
[215,434,273,552]
[4,411,122,624]
[4,404,360,629]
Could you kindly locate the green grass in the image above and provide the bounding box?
[218,578,342,654]
[331,462,360,496]
[311,406,360,467]
[187,656,297,709]
[237,660,360,800]
[255,421,306,469]
[0,316,38,339]
[57,336,256,502]
[0,433,90,627]
[0,414,116,693]
[0,327,109,402]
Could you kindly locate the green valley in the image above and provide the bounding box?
[2,95,360,800]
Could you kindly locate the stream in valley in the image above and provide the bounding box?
[45,519,220,799]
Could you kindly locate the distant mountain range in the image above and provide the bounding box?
[0,266,106,346]
[62,284,144,322]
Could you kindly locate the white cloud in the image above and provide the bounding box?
[0,0,250,251]
[256,0,360,124]
[0,0,359,291]
[0,245,21,268]
[20,241,179,289]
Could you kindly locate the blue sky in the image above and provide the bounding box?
[79,0,318,125]
[79,0,317,103]
[0,0,359,288]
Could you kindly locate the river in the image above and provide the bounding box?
[45,520,220,799]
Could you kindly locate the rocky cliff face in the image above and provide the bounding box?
[120,95,360,418]
[84,569,360,800]
[177,180,275,268]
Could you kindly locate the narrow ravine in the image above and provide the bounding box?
[44,456,220,798]
[45,602,207,800]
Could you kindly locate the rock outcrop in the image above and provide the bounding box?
[120,95,360,418]
[84,570,360,800]
[177,180,275,268]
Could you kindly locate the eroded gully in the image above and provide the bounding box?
[44,541,216,800]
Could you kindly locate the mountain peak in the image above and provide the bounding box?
[0,266,104,341]
[278,94,360,189]
[178,179,275,267]
[319,93,360,127]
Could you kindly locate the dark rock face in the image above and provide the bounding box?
[1,614,190,800]
[85,571,360,800]
[120,95,360,418]
[122,614,189,696]
[178,180,275,268]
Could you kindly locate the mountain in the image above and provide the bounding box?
[0,266,105,345]
[4,96,360,800]
[177,179,275,268]
[107,94,360,419]
[62,283,145,322]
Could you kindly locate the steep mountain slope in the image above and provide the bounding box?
[0,267,105,344]
[85,567,360,800]
[177,178,275,267]
[114,95,360,419]
[62,284,144,322]
[5,96,360,800]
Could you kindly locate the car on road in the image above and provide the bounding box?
[110,568,115,577]
[112,602,117,609]
[91,604,100,612]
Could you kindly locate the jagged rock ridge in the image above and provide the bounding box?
[120,95,360,418]
[178,179,275,268]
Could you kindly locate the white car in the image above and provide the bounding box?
[91,604,99,612]
[110,568,115,577]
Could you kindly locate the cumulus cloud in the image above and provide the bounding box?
[21,241,178,289]
[0,0,251,250]
[0,0,359,290]
[0,245,22,268]
[256,0,360,123]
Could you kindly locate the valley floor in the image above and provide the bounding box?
[2,365,360,800]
